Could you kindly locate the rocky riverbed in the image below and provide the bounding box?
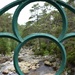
[0,47,61,75]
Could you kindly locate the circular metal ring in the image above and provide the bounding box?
[60,33,75,42]
[0,0,24,15]
[0,32,20,42]
[13,33,66,75]
[56,0,75,13]
[12,0,68,42]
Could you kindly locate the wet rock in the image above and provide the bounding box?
[31,65,36,70]
[18,56,24,62]
[61,71,68,75]
[52,62,58,71]
[23,69,29,74]
[44,73,54,75]
[44,61,53,66]
[43,55,51,61]
[52,62,56,67]
[0,57,10,63]
[53,66,58,71]
[0,48,56,75]
[50,57,56,63]
[19,61,31,67]
[2,69,9,74]
[8,65,15,72]
[28,71,39,75]
[35,64,40,68]
[32,60,39,64]
[19,61,32,73]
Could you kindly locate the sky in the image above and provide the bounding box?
[0,0,45,25]
[0,0,66,25]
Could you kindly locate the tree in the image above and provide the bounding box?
[29,3,41,23]
[0,13,18,55]
[0,13,12,32]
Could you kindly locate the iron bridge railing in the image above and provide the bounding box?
[0,0,75,75]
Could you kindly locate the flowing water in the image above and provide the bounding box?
[0,61,55,75]
[0,48,55,75]
[27,61,55,75]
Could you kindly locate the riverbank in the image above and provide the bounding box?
[0,47,62,75]
[0,61,56,75]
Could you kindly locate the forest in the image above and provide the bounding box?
[0,0,75,74]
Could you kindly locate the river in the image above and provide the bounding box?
[0,48,56,75]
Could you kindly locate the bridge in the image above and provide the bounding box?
[0,0,75,75]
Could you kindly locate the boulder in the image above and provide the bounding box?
[50,58,56,63]
[18,56,24,62]
[30,65,36,70]
[44,73,54,75]
[44,61,53,66]
[2,70,9,74]
[35,64,40,68]
[23,69,29,74]
[0,57,10,63]
[52,62,58,71]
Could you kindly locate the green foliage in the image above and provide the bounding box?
[64,38,75,65]
[67,51,75,64]
[0,1,75,72]
[43,50,49,55]
[41,42,47,50]
[0,13,12,32]
[0,38,18,55]
[0,13,19,55]
[24,2,75,68]
[0,38,8,55]
[33,40,61,56]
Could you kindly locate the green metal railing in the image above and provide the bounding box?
[0,0,75,75]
